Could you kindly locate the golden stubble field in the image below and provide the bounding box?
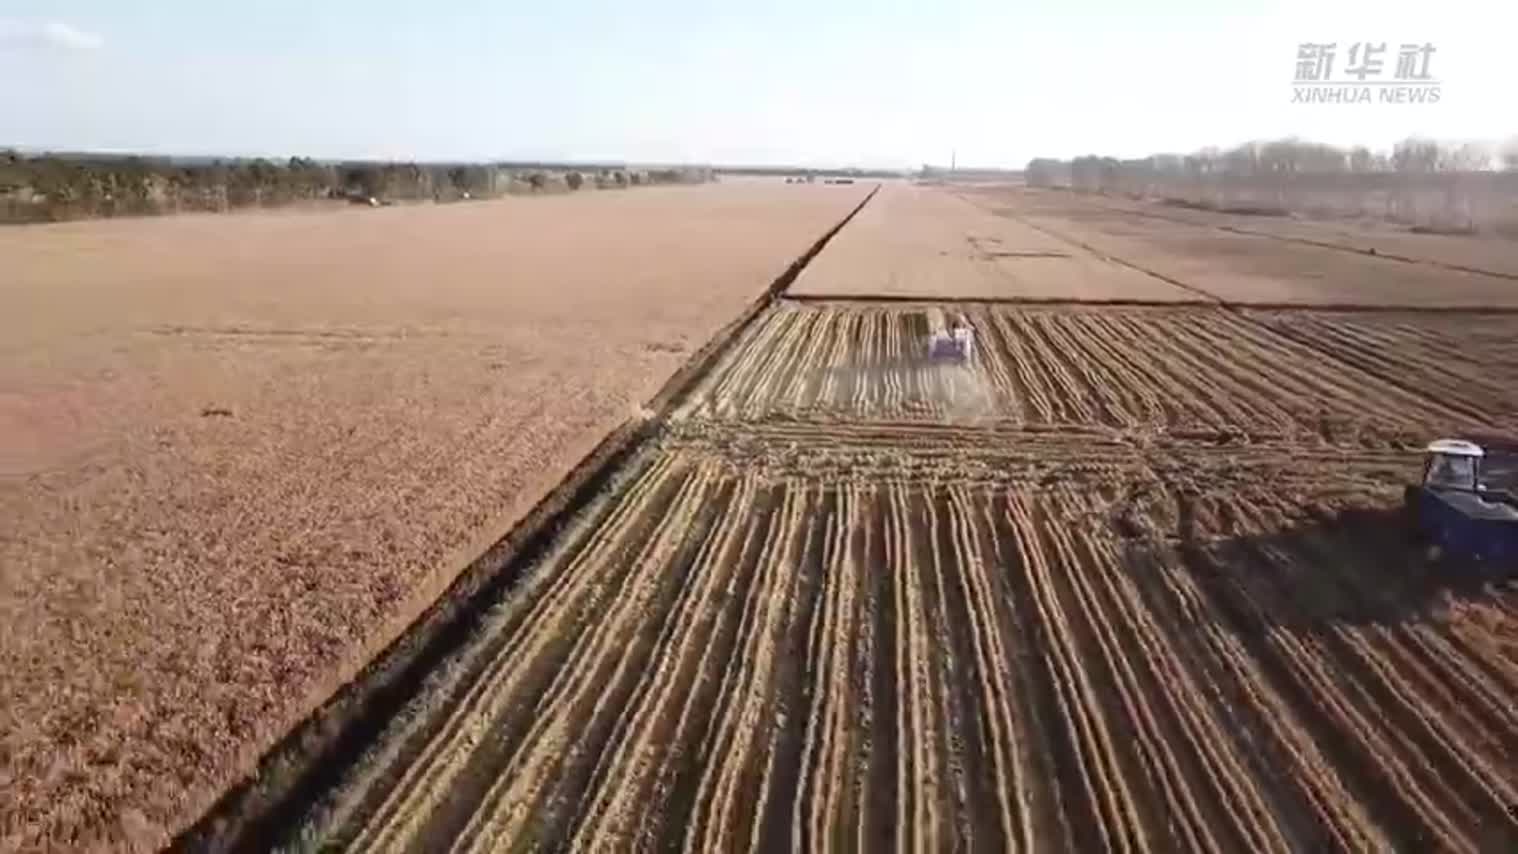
[0,181,869,849]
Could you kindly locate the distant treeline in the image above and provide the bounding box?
[0,151,714,224]
[1025,136,1518,234]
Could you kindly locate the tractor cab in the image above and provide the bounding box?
[1407,437,1518,566]
[1421,438,1483,492]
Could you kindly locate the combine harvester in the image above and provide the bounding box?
[1406,436,1518,569]
[926,308,975,363]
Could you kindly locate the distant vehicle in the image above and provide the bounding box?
[1405,437,1518,566]
[928,316,975,362]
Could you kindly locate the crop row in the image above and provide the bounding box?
[290,444,1518,851]
[679,302,1504,443]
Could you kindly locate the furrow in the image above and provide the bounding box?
[945,486,1023,851]
[341,454,685,851]
[1102,314,1236,430]
[564,473,758,849]
[920,487,976,847]
[1037,488,1205,850]
[796,483,859,852]
[888,482,937,852]
[451,463,719,852]
[1004,494,1138,852]
[1050,489,1290,853]
[1015,314,1099,424]
[685,483,807,851]
[630,480,782,846]
[748,484,831,851]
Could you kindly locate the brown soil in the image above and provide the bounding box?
[788,184,1203,302]
[1027,187,1518,280]
[963,187,1518,307]
[0,183,870,850]
[278,299,1518,852]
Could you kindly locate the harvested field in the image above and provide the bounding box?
[980,186,1518,281]
[0,182,870,849]
[679,301,1506,442]
[255,288,1518,852]
[1249,310,1518,424]
[789,184,1203,302]
[277,420,1518,852]
[967,187,1518,308]
[16,174,1518,852]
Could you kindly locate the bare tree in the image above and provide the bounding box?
[1021,134,1516,230]
[1392,137,1441,173]
[1439,142,1491,172]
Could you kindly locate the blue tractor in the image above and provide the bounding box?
[1405,437,1518,566]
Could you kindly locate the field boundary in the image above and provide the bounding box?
[169,183,880,852]
[785,293,1219,309]
[784,292,1518,315]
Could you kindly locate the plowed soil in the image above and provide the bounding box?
[279,299,1518,853]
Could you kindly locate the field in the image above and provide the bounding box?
[679,302,1513,441]
[962,187,1518,307]
[0,182,870,849]
[9,178,1518,851]
[789,185,1201,302]
[994,188,1518,280]
[275,297,1518,852]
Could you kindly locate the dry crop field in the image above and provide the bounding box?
[10,179,1518,851]
[788,185,1202,302]
[258,184,1518,851]
[678,301,1514,441]
[974,185,1518,281]
[961,187,1518,307]
[275,296,1518,851]
[0,181,870,849]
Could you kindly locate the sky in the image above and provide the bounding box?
[4,0,1515,169]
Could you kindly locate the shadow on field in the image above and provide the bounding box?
[1110,496,1518,852]
[1146,499,1518,634]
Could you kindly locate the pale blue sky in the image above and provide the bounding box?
[4,0,1513,168]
